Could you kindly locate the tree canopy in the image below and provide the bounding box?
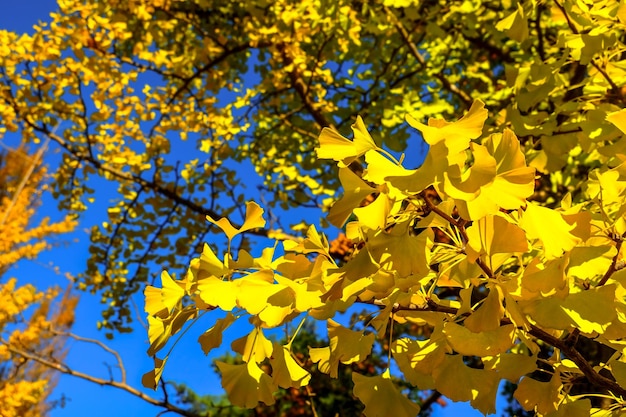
[3,0,626,415]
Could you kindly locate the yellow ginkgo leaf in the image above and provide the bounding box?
[144,285,168,317]
[207,201,265,242]
[216,361,276,408]
[514,373,562,415]
[433,354,500,415]
[523,284,617,334]
[352,115,378,155]
[231,327,274,363]
[520,203,581,260]
[406,99,487,149]
[269,342,311,388]
[187,243,228,282]
[159,270,185,311]
[352,369,421,417]
[316,116,377,164]
[607,108,626,134]
[443,322,515,357]
[197,277,238,311]
[141,356,167,390]
[198,313,236,355]
[316,126,358,162]
[483,353,537,383]
[353,193,392,230]
[464,286,505,332]
[327,167,377,228]
[465,214,528,264]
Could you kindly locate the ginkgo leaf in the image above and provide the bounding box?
[198,313,236,355]
[391,336,447,390]
[316,126,358,162]
[207,201,265,242]
[269,342,311,388]
[144,285,168,317]
[327,167,377,228]
[231,327,274,363]
[514,373,562,415]
[444,322,515,356]
[483,353,537,382]
[364,150,413,200]
[523,285,617,333]
[282,225,330,255]
[520,203,581,259]
[216,361,276,408]
[237,270,296,327]
[316,116,377,164]
[368,218,431,278]
[495,4,528,42]
[465,214,528,264]
[310,320,376,378]
[433,354,500,415]
[520,256,569,298]
[406,99,487,149]
[197,277,238,311]
[352,115,378,155]
[610,361,626,387]
[159,270,185,311]
[353,193,392,230]
[142,356,167,390]
[607,108,626,134]
[353,369,421,417]
[464,286,505,332]
[187,243,228,282]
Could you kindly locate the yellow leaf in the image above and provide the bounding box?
[433,354,500,414]
[607,108,626,135]
[483,353,537,382]
[444,322,515,356]
[353,193,392,230]
[144,285,168,317]
[310,320,375,378]
[464,286,505,332]
[520,203,580,259]
[187,243,228,281]
[316,127,357,162]
[352,369,421,417]
[159,270,184,311]
[495,4,528,42]
[142,356,167,390]
[352,115,378,155]
[406,99,487,149]
[316,116,377,164]
[207,201,265,242]
[198,313,236,355]
[269,342,311,388]
[368,218,432,278]
[197,277,237,311]
[231,327,274,363]
[465,214,528,264]
[514,373,562,415]
[327,167,376,228]
[523,285,617,333]
[216,361,276,408]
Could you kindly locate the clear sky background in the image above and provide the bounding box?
[1,2,506,416]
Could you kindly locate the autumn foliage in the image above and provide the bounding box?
[3,0,626,416]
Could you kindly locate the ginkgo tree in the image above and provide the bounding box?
[3,0,626,415]
[145,100,626,416]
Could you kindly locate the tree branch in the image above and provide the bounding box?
[3,342,203,417]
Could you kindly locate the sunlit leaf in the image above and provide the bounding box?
[353,369,421,417]
[216,361,276,408]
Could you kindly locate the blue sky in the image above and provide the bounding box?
[0,2,508,416]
